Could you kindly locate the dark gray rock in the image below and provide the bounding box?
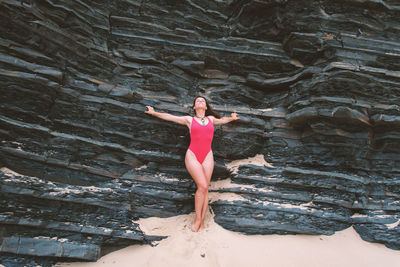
[1,0,400,265]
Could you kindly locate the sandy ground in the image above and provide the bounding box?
[55,209,400,267]
[54,155,400,267]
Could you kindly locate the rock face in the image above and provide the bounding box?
[1,0,400,265]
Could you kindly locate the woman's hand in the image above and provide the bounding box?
[145,106,155,115]
[231,112,240,120]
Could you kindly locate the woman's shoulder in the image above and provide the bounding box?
[184,116,193,123]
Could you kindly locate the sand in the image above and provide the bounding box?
[54,209,400,267]
[54,155,400,267]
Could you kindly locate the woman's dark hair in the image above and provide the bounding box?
[192,96,221,119]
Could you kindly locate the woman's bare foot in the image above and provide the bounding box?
[191,219,202,232]
[200,223,206,230]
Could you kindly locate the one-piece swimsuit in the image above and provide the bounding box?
[188,116,214,164]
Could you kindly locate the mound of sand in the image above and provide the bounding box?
[56,155,400,266]
[56,209,400,267]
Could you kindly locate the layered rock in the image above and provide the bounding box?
[1,0,399,265]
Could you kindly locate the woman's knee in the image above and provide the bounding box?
[197,182,208,194]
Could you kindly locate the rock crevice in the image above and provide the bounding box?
[1,0,399,265]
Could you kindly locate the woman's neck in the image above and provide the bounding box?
[195,110,206,118]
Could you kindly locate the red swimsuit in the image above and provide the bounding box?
[188,117,214,164]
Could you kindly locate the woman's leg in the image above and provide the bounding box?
[185,150,208,232]
[200,151,214,229]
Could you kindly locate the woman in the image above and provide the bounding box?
[145,96,239,232]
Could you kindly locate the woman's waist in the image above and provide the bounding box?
[188,140,212,149]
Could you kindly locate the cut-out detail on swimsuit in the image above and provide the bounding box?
[188,117,214,164]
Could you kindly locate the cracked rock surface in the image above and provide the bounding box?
[1,0,400,265]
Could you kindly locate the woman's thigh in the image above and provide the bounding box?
[201,151,214,185]
[185,150,207,187]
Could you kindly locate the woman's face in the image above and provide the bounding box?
[194,97,207,109]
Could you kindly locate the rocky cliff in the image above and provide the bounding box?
[1,0,399,265]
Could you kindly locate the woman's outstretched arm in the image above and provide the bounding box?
[209,113,240,125]
[145,106,190,126]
